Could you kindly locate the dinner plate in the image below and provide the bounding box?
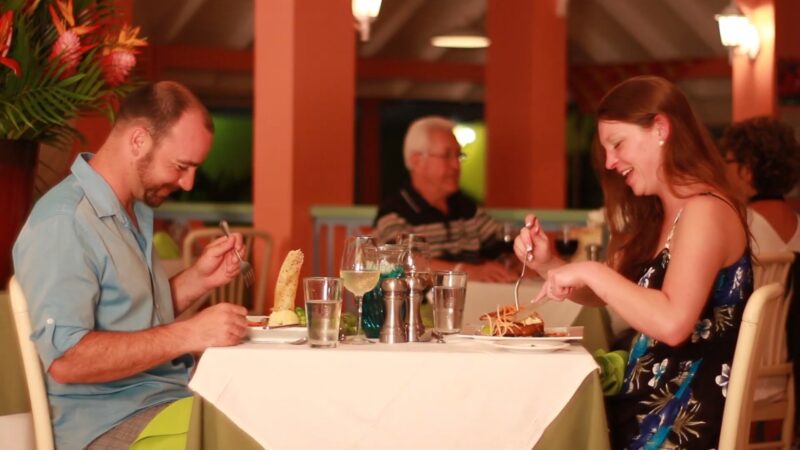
[246,315,307,343]
[489,340,570,352]
[456,326,583,342]
[247,326,306,343]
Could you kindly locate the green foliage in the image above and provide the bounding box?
[0,0,139,146]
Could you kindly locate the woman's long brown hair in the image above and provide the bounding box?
[592,76,749,281]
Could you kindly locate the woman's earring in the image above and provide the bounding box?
[658,139,665,146]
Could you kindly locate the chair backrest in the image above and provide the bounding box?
[719,283,785,450]
[753,251,794,289]
[7,276,54,450]
[753,251,795,364]
[182,227,272,314]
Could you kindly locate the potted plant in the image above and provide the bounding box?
[0,0,146,282]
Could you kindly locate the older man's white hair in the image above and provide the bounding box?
[403,116,456,169]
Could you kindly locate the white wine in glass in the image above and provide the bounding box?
[340,270,381,296]
[340,236,380,344]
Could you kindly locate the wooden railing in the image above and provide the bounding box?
[154,202,603,277]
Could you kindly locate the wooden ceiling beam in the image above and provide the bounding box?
[141,45,727,90]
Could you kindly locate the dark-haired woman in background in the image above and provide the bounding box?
[515,76,753,449]
[720,116,800,254]
[720,116,800,444]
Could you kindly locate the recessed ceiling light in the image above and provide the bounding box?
[431,34,490,49]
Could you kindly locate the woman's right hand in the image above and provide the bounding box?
[513,214,555,273]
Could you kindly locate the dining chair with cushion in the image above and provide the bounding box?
[7,276,53,450]
[182,226,272,315]
[719,283,793,450]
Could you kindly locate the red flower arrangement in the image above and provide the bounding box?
[0,0,147,145]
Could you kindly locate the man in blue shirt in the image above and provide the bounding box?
[13,81,248,449]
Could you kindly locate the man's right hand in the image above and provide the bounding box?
[181,302,247,351]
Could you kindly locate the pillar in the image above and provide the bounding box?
[253,0,355,311]
[485,0,567,208]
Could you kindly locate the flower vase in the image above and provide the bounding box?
[0,140,39,284]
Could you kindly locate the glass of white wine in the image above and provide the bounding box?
[340,235,380,344]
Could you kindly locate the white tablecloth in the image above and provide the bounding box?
[463,280,583,329]
[190,341,599,450]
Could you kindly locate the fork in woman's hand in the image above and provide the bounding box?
[219,220,254,287]
[513,221,534,310]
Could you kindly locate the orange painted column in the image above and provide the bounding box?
[732,0,800,120]
[253,0,355,311]
[732,0,777,120]
[485,0,566,208]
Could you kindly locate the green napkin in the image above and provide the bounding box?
[130,397,193,450]
[593,349,628,396]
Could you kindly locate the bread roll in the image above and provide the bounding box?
[268,250,303,326]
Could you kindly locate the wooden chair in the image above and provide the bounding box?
[753,251,795,289]
[7,276,53,450]
[182,227,272,315]
[720,283,793,450]
[752,251,796,448]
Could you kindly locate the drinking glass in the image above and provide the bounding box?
[397,233,432,285]
[303,277,342,348]
[340,236,380,344]
[432,271,468,334]
[554,224,579,260]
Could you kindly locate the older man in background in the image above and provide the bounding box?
[373,116,516,282]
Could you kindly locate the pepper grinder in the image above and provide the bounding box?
[379,278,407,344]
[404,273,431,342]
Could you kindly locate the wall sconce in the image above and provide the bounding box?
[431,31,490,49]
[352,0,382,42]
[715,1,760,60]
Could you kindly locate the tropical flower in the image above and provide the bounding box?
[101,24,145,86]
[0,11,20,75]
[715,363,730,398]
[0,0,147,145]
[691,319,712,343]
[648,358,669,387]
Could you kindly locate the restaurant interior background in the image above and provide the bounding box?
[19,0,800,311]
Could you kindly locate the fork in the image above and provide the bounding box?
[514,221,533,310]
[220,220,254,287]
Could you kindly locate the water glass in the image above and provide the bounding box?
[432,271,468,334]
[303,277,343,348]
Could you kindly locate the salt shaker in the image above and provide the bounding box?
[379,278,407,344]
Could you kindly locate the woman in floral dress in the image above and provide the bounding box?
[514,76,752,449]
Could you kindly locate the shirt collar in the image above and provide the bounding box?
[71,152,153,228]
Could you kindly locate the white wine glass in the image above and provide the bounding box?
[340,236,380,344]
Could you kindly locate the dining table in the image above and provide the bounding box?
[186,337,611,450]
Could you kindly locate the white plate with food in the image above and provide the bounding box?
[457,326,584,342]
[246,315,307,343]
[489,340,571,352]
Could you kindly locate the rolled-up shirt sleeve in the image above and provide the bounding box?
[13,213,99,370]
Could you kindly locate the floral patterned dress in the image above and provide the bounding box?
[607,207,753,450]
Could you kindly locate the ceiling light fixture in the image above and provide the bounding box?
[352,0,382,42]
[715,1,760,60]
[431,33,490,49]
